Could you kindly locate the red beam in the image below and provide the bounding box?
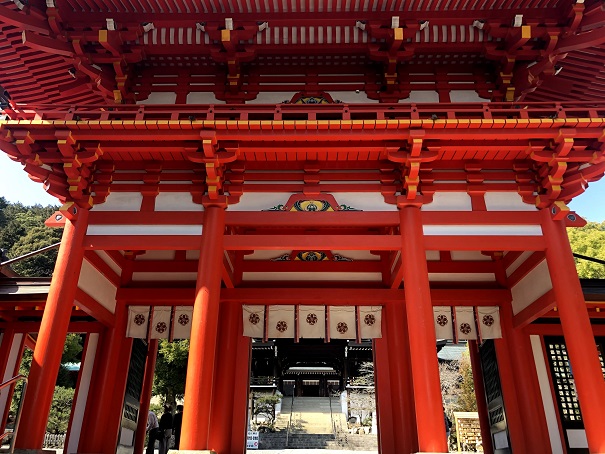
[0,321,105,333]
[116,287,510,306]
[21,31,74,57]
[507,251,546,287]
[84,251,121,287]
[424,236,545,251]
[74,288,115,327]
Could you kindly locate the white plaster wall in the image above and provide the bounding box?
[506,251,533,277]
[229,192,296,211]
[333,193,396,211]
[567,430,588,449]
[451,251,493,261]
[510,260,552,314]
[423,225,542,236]
[485,192,537,211]
[243,272,382,281]
[186,92,225,104]
[402,91,440,103]
[78,259,117,313]
[248,92,295,104]
[155,192,202,211]
[87,225,203,236]
[325,91,380,104]
[449,90,489,102]
[428,273,495,282]
[186,250,200,260]
[65,333,99,454]
[331,250,380,261]
[426,251,440,261]
[92,192,143,212]
[136,250,176,261]
[132,272,198,281]
[138,92,177,104]
[95,250,122,276]
[530,335,564,454]
[421,192,472,211]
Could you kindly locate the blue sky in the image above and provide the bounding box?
[1,151,604,221]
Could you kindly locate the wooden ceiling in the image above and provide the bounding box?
[2,0,605,105]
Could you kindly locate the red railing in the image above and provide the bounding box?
[3,101,605,123]
[0,374,28,454]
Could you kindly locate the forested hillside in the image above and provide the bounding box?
[0,196,603,278]
[0,196,61,277]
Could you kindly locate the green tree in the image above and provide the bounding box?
[456,351,477,412]
[0,199,61,277]
[46,387,76,434]
[153,339,189,409]
[568,222,605,278]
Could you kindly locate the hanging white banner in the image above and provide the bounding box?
[433,306,454,340]
[299,305,325,339]
[477,306,502,339]
[359,306,382,339]
[150,307,172,339]
[454,307,477,341]
[126,306,150,339]
[268,305,295,338]
[172,306,193,339]
[243,305,265,338]
[329,306,356,339]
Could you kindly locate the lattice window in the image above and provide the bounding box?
[547,339,605,424]
[546,340,582,423]
[480,340,503,403]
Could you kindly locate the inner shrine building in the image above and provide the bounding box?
[1,0,605,453]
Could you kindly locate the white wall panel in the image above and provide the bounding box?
[243,272,382,281]
[424,225,542,236]
[92,192,143,211]
[87,225,203,235]
[429,273,495,282]
[449,90,489,102]
[485,192,537,211]
[229,192,296,211]
[95,250,122,276]
[422,192,472,211]
[155,192,201,211]
[506,251,533,277]
[65,334,99,454]
[510,260,552,314]
[334,192,396,211]
[78,259,117,313]
[530,335,564,454]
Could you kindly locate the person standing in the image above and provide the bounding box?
[146,410,160,454]
[158,405,173,454]
[173,405,183,449]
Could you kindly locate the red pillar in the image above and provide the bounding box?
[134,339,159,454]
[506,321,551,452]
[373,335,395,454]
[181,203,226,449]
[541,208,605,453]
[78,303,133,453]
[374,302,417,454]
[494,304,528,451]
[15,207,88,449]
[209,302,240,453]
[230,323,252,454]
[468,340,494,454]
[399,205,447,453]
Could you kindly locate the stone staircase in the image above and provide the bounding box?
[261,396,377,451]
